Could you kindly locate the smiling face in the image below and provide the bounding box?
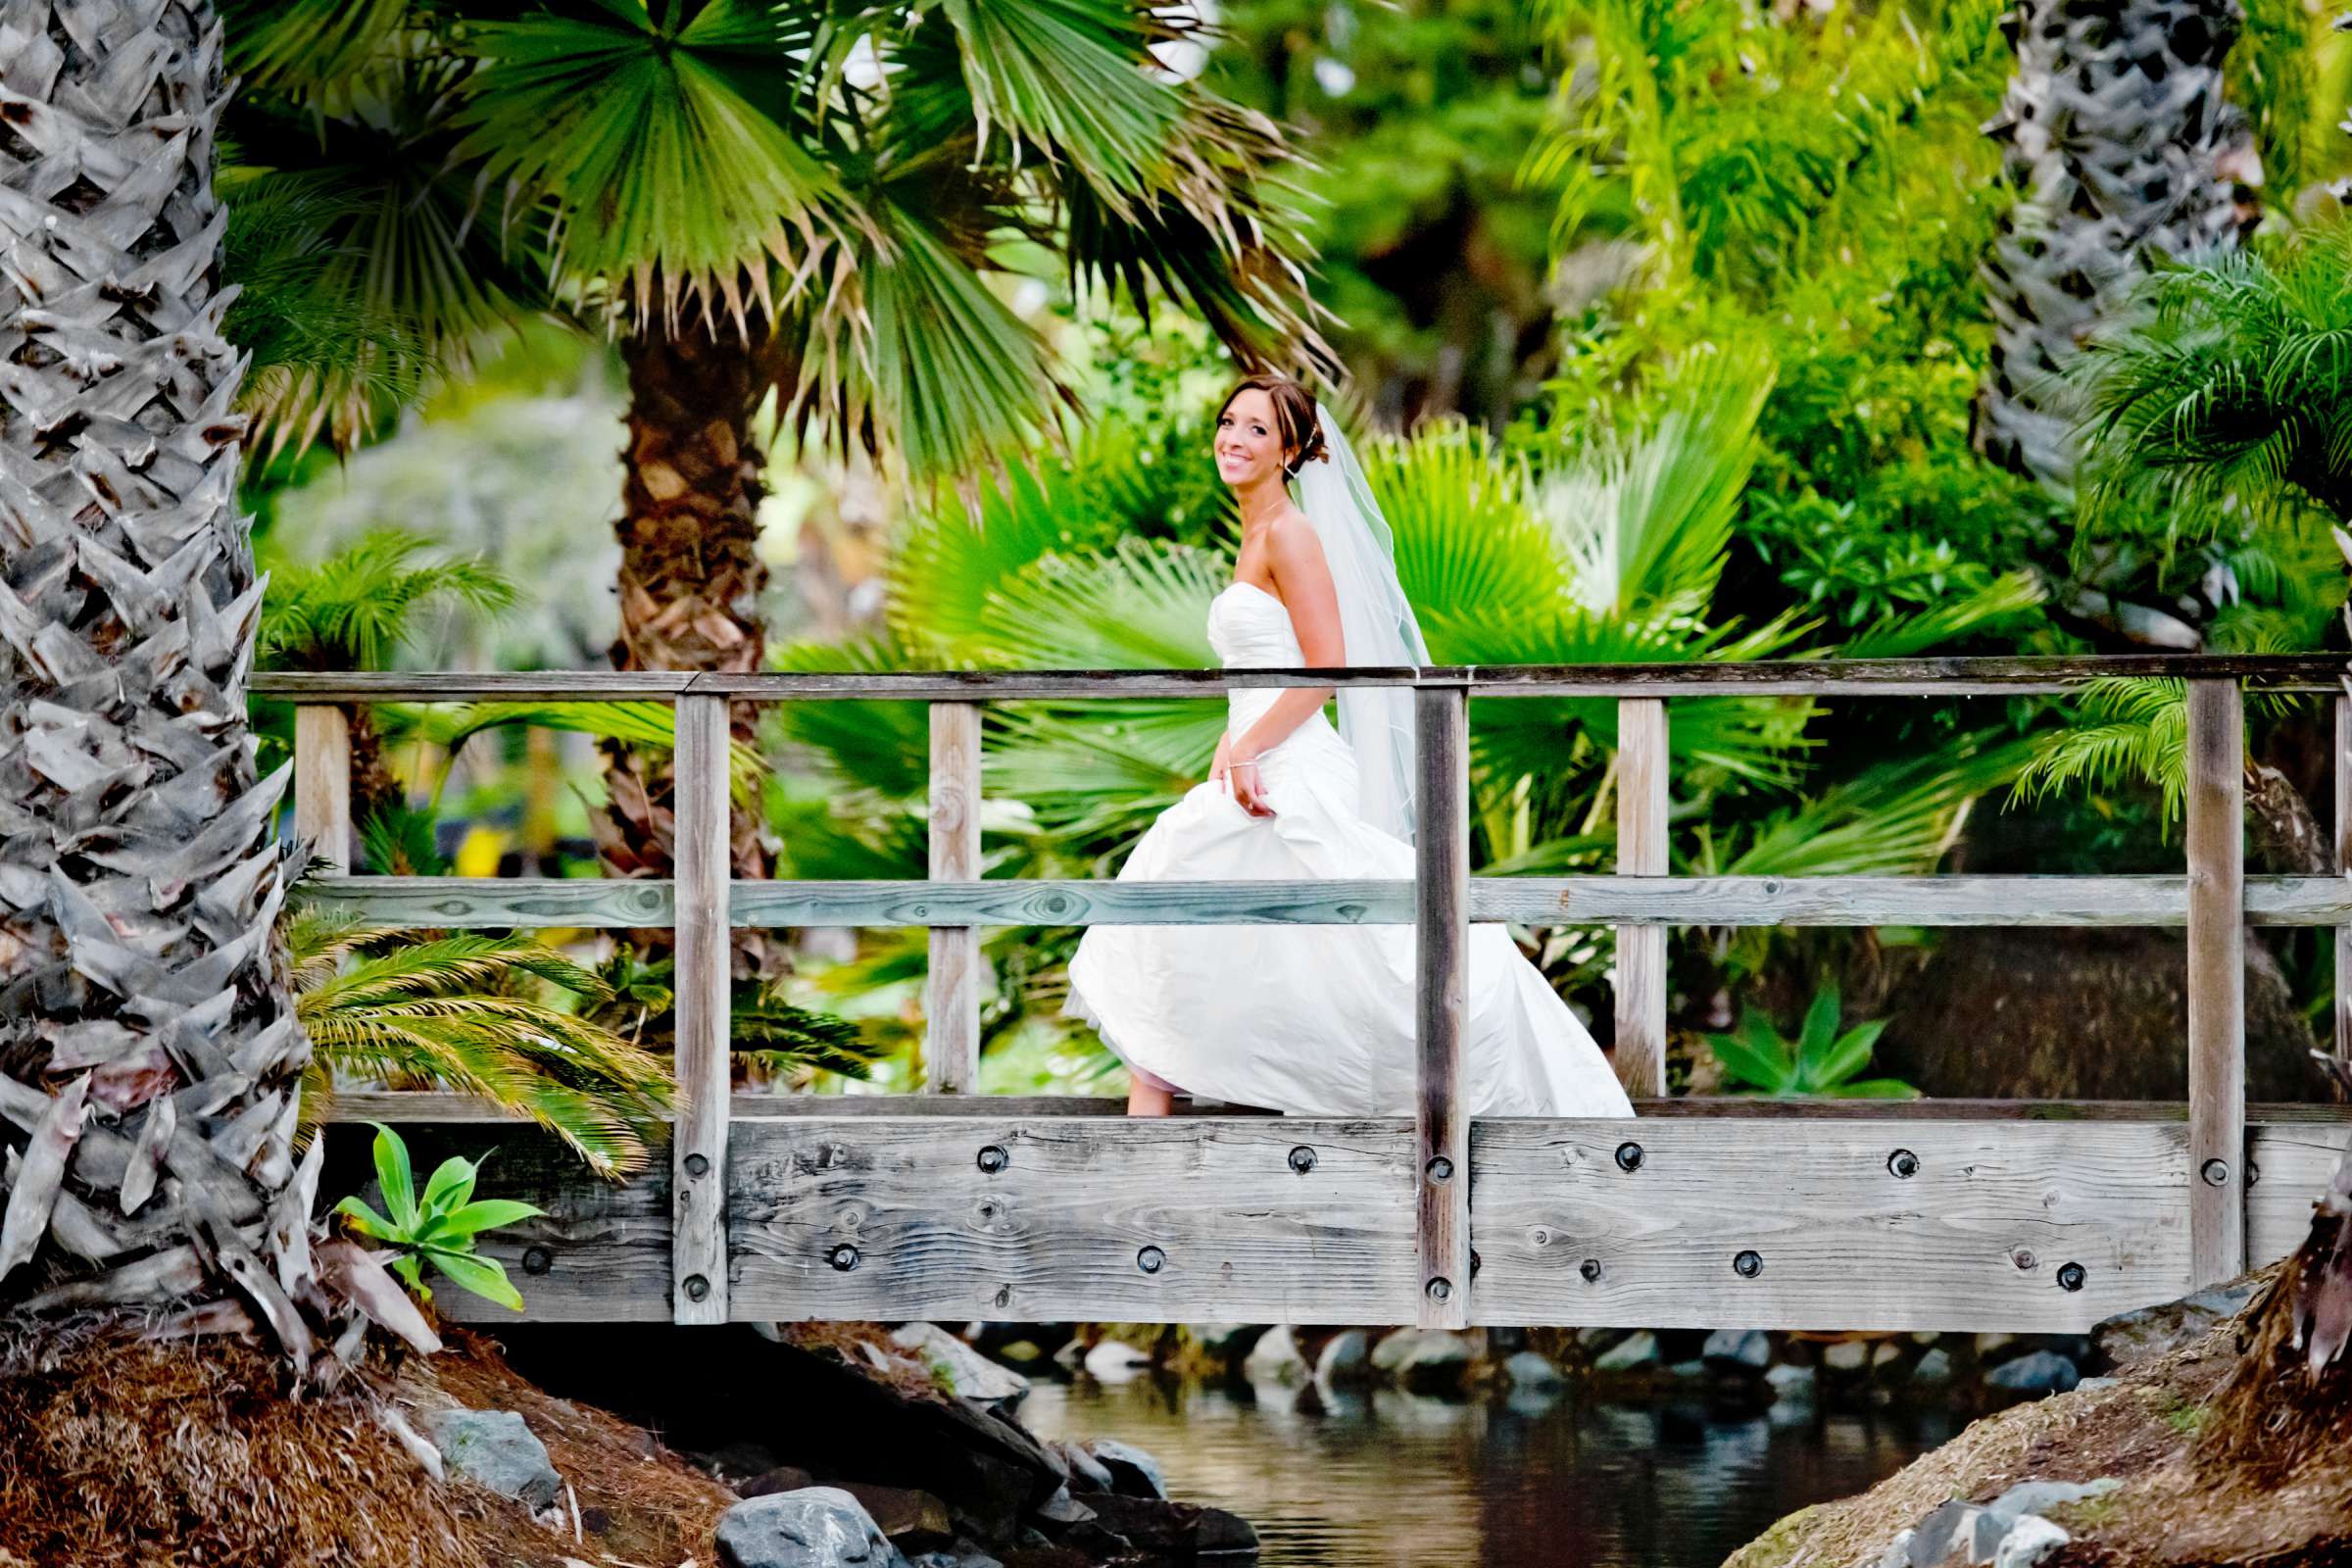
[1214,387,1291,491]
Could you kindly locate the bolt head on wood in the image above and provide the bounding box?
[522,1247,553,1277]
[683,1152,710,1178]
[827,1245,860,1273]
[1425,1277,1453,1302]
[1614,1142,1643,1172]
[2201,1158,2230,1187]
[1425,1155,1454,1183]
[2057,1261,2086,1292]
[977,1145,1008,1174]
[1887,1149,1919,1178]
[682,1274,710,1301]
[1733,1250,1763,1279]
[1136,1246,1165,1274]
[1580,1257,1602,1283]
[1288,1145,1317,1174]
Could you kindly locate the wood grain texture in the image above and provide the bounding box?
[671,693,731,1324]
[1471,1119,2193,1331]
[1613,699,1668,1099]
[729,1117,1417,1324]
[255,653,2351,705]
[322,1124,673,1325]
[2336,692,2350,1071]
[293,706,353,875]
[293,873,2352,932]
[2248,1122,2350,1267]
[1415,686,1471,1330]
[2186,678,2247,1288]
[924,703,982,1093]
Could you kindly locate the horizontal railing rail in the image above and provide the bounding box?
[282,653,2352,1332]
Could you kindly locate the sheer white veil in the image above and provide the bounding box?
[1290,405,1431,844]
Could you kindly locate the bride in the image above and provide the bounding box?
[1063,376,1637,1121]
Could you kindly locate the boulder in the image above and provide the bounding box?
[1911,1348,1956,1386]
[1984,1351,2080,1396]
[1243,1326,1309,1386]
[1701,1329,1772,1373]
[1080,1341,1152,1382]
[1592,1331,1659,1373]
[2089,1277,2260,1372]
[1371,1329,1473,1393]
[1984,1479,2118,1525]
[1080,1494,1257,1555]
[742,1466,823,1498]
[716,1488,912,1568]
[909,1552,1004,1568]
[890,1324,1030,1410]
[836,1483,956,1553]
[1314,1329,1372,1387]
[1082,1439,1167,1500]
[1501,1350,1566,1391]
[1051,1441,1114,1494]
[425,1408,561,1509]
[1903,1498,1981,1566]
[1821,1340,1871,1373]
[1031,1485,1096,1525]
[1992,1516,2071,1568]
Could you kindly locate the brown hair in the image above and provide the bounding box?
[1219,375,1328,477]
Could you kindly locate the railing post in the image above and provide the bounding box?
[1414,683,1470,1330]
[925,701,983,1093]
[294,705,353,874]
[2335,686,2350,1074]
[1613,698,1669,1099]
[671,692,731,1324]
[2185,677,2246,1287]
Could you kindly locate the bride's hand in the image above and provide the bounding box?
[1228,749,1276,817]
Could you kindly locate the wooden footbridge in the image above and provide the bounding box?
[262,655,2352,1336]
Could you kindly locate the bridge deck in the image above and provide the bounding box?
[271,655,2352,1334]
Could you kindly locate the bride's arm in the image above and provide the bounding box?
[1228,517,1343,815]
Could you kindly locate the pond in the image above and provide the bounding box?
[1020,1370,1958,1567]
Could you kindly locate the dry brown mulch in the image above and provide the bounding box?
[0,1321,735,1568]
[1726,1301,2352,1568]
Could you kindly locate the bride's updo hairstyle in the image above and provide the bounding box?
[1220,374,1329,478]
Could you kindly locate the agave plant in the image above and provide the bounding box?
[288,910,675,1180]
[1707,983,1918,1100]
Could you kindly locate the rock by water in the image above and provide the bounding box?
[716,1488,910,1568]
[890,1324,1029,1410]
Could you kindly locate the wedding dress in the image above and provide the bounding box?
[1062,577,1637,1118]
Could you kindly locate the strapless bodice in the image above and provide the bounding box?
[1207,580,1303,668]
[1208,581,1337,749]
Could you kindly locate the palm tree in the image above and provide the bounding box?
[1974,0,2264,496]
[0,0,416,1376]
[220,4,1329,969]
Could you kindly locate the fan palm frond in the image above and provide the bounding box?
[260,529,516,672]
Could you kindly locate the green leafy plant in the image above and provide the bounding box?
[333,1123,544,1310]
[1707,983,1918,1099]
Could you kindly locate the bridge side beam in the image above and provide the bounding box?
[2186,677,2247,1288]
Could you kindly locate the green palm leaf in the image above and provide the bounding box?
[939,0,1178,196]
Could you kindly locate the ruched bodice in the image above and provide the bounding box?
[1059,576,1634,1119]
[1208,581,1338,750]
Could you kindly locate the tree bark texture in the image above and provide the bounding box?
[600,321,776,979]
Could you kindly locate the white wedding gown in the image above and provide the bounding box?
[1063,580,1637,1118]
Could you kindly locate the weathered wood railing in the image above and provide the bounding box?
[263,655,2352,1333]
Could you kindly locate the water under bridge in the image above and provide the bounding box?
[260,654,2352,1335]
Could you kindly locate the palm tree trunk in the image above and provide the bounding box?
[1976,0,2262,493]
[0,0,344,1371]
[600,321,777,979]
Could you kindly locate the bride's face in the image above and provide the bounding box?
[1214,389,1288,489]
